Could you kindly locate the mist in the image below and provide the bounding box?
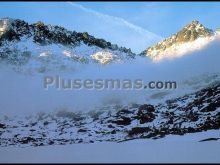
[0,37,220,116]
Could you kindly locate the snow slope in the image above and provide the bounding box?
[0,38,132,74]
[148,33,218,62]
[0,130,219,163]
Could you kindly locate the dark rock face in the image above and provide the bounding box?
[0,123,6,129]
[137,112,155,124]
[199,138,220,142]
[187,111,199,122]
[128,127,151,137]
[200,101,220,112]
[78,129,88,133]
[138,104,155,112]
[111,130,117,134]
[136,104,156,124]
[18,137,36,144]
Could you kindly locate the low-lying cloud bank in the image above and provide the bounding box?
[0,37,220,116]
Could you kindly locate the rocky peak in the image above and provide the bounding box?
[141,20,215,61]
[177,20,213,42]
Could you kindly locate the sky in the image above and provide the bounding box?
[0,2,220,53]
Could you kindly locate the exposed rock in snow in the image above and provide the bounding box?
[0,18,135,73]
[148,35,217,62]
[141,20,218,62]
[0,82,220,147]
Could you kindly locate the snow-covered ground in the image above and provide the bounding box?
[0,130,219,163]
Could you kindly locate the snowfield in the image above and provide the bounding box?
[0,130,219,163]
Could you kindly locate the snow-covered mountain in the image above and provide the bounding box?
[2,18,219,71]
[1,18,220,148]
[141,20,220,62]
[0,18,135,73]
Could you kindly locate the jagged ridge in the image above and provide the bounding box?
[0,18,134,54]
[0,18,135,70]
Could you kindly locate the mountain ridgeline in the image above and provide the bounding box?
[141,20,219,62]
[0,18,219,70]
[0,18,134,54]
[0,18,135,70]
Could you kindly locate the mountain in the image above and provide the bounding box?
[141,20,219,62]
[1,18,220,147]
[1,81,220,147]
[0,18,135,73]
